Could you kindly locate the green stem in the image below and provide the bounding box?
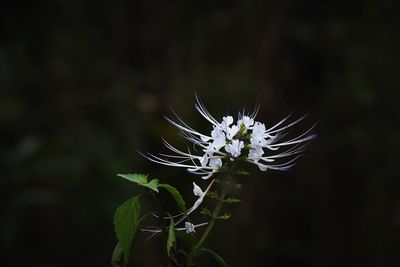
[195,219,215,251]
[193,166,235,252]
[149,190,168,259]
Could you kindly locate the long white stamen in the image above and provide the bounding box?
[269,134,316,148]
[141,152,218,170]
[265,115,306,135]
[195,94,219,126]
[164,116,211,141]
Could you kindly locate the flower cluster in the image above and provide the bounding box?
[143,96,315,180]
[140,96,315,238]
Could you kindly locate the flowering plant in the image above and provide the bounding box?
[111,96,315,266]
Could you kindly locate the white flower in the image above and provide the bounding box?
[246,115,316,171]
[252,121,266,135]
[184,222,195,233]
[141,95,315,178]
[190,182,207,212]
[248,145,264,162]
[225,139,244,159]
[192,181,204,197]
[139,96,316,238]
[210,127,226,150]
[226,124,239,140]
[209,157,222,168]
[199,154,208,167]
[240,115,255,129]
[250,132,268,147]
[221,116,234,131]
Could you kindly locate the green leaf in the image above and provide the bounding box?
[147,179,160,193]
[159,183,186,211]
[118,173,159,192]
[111,243,126,267]
[113,196,141,263]
[199,248,228,267]
[118,173,148,184]
[167,218,176,256]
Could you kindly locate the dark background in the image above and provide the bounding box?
[1,1,399,266]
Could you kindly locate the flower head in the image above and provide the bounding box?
[142,95,315,179]
[184,222,195,233]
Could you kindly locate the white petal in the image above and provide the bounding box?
[201,136,211,141]
[248,145,264,161]
[192,182,204,197]
[185,222,195,233]
[256,161,268,171]
[252,122,266,135]
[250,133,268,147]
[223,116,233,126]
[211,128,226,150]
[225,139,244,158]
[201,171,214,180]
[226,125,239,140]
[209,158,222,168]
[199,154,208,167]
[243,116,255,128]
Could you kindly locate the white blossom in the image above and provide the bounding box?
[209,157,222,169]
[221,116,234,131]
[189,182,208,215]
[210,127,226,150]
[240,115,255,129]
[192,181,204,197]
[184,222,195,233]
[225,139,244,159]
[226,124,239,140]
[140,96,315,238]
[248,145,264,162]
[141,95,315,179]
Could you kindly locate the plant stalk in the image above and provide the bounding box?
[149,190,168,260]
[193,165,235,251]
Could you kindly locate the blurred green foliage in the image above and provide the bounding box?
[1,0,399,266]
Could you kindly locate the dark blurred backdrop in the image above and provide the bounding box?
[1,1,400,266]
